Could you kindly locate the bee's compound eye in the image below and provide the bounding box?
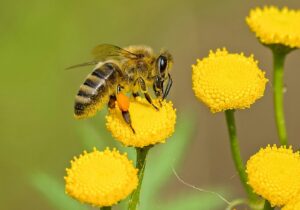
[158,56,168,74]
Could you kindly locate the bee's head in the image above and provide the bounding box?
[153,50,173,99]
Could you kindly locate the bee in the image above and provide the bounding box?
[67,44,173,133]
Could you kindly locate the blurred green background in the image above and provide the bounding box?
[1,0,300,209]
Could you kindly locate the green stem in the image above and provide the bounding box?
[272,50,288,145]
[225,199,247,210]
[225,110,257,203]
[100,207,111,210]
[128,146,151,210]
[263,200,274,210]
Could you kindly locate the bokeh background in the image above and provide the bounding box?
[1,0,300,209]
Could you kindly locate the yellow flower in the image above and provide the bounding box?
[246,6,300,48]
[192,48,268,113]
[65,148,138,207]
[106,97,176,147]
[246,145,300,207]
[283,194,300,210]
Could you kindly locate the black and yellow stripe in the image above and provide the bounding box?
[74,62,121,119]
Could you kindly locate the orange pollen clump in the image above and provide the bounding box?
[117,93,130,111]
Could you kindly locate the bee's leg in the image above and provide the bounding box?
[108,95,116,109]
[163,73,173,100]
[121,111,135,134]
[108,84,125,109]
[153,77,164,98]
[153,77,164,106]
[132,80,140,99]
[137,77,159,110]
[132,92,139,98]
[144,92,159,110]
[116,85,135,134]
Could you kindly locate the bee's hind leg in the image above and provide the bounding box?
[121,111,135,134]
[116,85,135,134]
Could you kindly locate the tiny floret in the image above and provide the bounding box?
[246,145,300,207]
[106,97,176,147]
[283,194,300,210]
[65,148,138,207]
[246,6,300,48]
[192,48,268,112]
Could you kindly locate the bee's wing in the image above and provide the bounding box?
[66,44,138,70]
[65,61,99,70]
[92,44,139,61]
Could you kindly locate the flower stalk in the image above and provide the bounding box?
[100,207,111,210]
[128,146,152,210]
[272,48,288,145]
[225,110,257,203]
[263,200,274,210]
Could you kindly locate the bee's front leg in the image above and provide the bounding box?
[162,73,173,100]
[153,77,164,107]
[153,76,164,98]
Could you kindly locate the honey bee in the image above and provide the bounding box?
[68,44,173,133]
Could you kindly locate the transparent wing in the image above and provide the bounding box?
[66,44,139,70]
[65,61,98,70]
[92,44,139,61]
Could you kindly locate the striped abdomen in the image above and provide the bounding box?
[74,62,120,119]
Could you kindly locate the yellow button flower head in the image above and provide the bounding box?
[283,194,300,210]
[65,148,138,207]
[192,48,268,113]
[246,145,300,207]
[247,6,300,48]
[106,97,176,147]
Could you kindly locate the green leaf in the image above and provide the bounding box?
[140,113,196,209]
[30,172,89,210]
[158,192,227,210]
